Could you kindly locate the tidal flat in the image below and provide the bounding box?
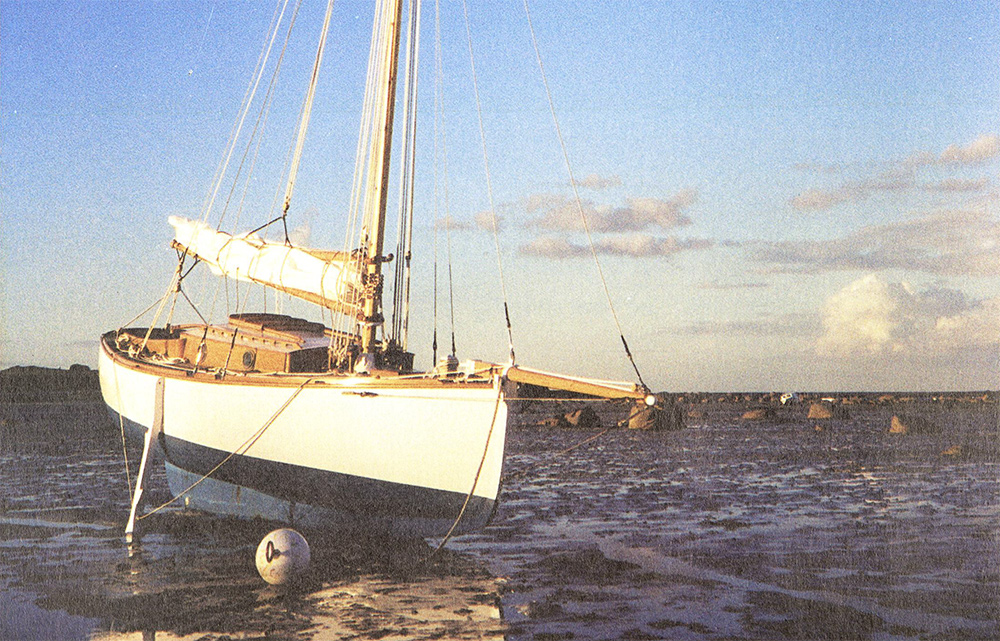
[1,398,998,640]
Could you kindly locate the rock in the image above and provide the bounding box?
[517,600,564,619]
[741,407,775,421]
[540,406,602,429]
[807,403,833,419]
[561,406,601,429]
[628,404,661,430]
[628,399,684,430]
[889,414,940,435]
[807,402,848,420]
[941,445,962,456]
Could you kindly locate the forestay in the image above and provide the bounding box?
[169,216,364,315]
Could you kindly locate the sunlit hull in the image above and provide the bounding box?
[98,337,508,537]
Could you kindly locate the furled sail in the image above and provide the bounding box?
[169,216,364,315]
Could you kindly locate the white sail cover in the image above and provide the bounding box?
[169,216,364,313]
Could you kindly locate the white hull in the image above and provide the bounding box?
[99,340,509,537]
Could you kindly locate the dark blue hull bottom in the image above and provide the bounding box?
[108,407,497,538]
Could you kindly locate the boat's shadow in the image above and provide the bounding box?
[82,512,504,638]
[145,510,480,578]
[3,508,501,639]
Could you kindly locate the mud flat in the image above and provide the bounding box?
[1,395,998,639]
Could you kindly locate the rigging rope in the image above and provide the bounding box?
[423,395,654,562]
[137,377,314,521]
[281,0,336,225]
[460,0,515,364]
[161,253,189,330]
[431,33,440,365]
[432,259,439,362]
[180,289,207,324]
[423,374,504,562]
[182,0,300,325]
[430,0,458,363]
[117,297,167,334]
[138,268,183,354]
[200,0,292,232]
[219,0,303,239]
[521,0,649,391]
[391,0,421,348]
[335,0,390,345]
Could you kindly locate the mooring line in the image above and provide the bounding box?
[136,377,313,521]
[501,402,650,484]
[421,375,505,565]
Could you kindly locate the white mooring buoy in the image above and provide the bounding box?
[255,528,311,585]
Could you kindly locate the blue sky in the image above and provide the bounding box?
[2,1,998,392]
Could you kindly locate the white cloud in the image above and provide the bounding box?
[746,206,1000,276]
[817,274,998,359]
[523,193,568,214]
[521,233,712,258]
[906,133,1000,167]
[674,313,816,337]
[931,297,1000,352]
[790,134,998,211]
[789,187,854,211]
[939,134,1000,165]
[434,215,472,230]
[789,170,915,211]
[287,223,311,246]
[474,210,502,232]
[924,177,990,192]
[286,207,318,246]
[528,189,697,232]
[573,174,623,190]
[594,233,710,256]
[696,279,770,290]
[818,275,915,356]
[521,235,588,258]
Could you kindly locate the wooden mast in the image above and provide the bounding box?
[360,0,405,358]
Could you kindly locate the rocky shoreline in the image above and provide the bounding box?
[0,365,102,404]
[3,365,993,405]
[672,390,997,406]
[1,365,994,419]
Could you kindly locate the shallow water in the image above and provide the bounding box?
[1,400,998,640]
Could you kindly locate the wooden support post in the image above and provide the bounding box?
[125,377,164,544]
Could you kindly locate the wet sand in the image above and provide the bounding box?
[1,399,998,639]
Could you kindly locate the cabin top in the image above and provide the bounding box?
[228,313,327,340]
[112,313,422,375]
[114,313,344,374]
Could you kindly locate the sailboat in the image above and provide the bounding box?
[99,0,661,541]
